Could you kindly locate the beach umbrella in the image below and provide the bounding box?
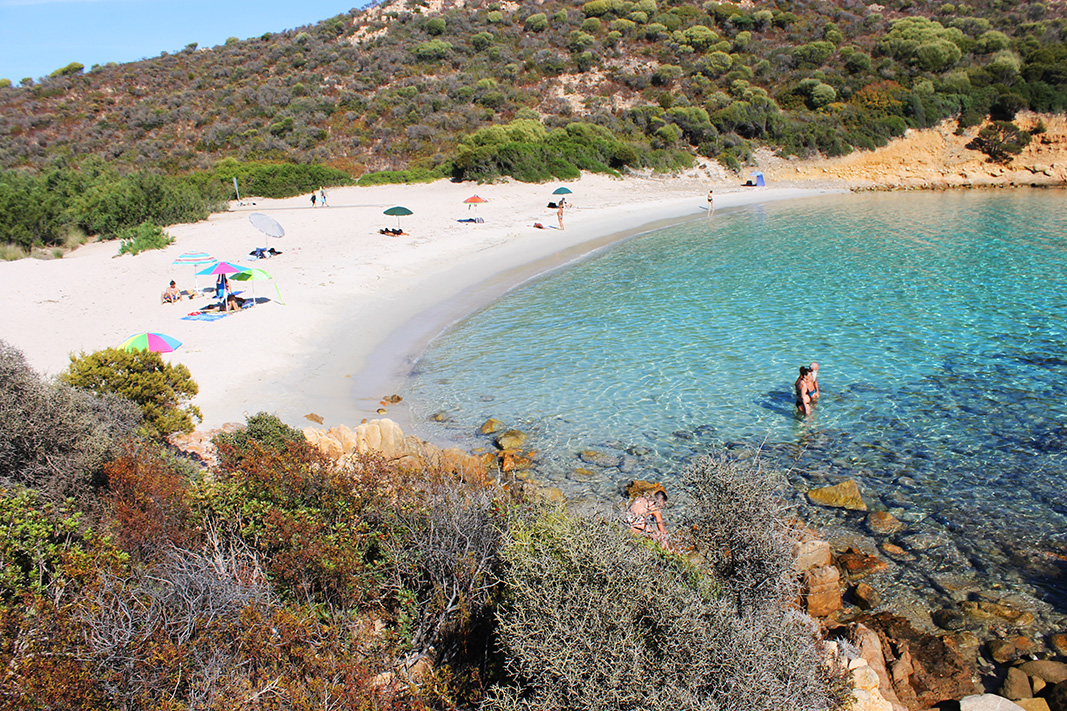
[172,251,215,289]
[552,186,573,195]
[231,267,286,304]
[119,332,182,354]
[383,205,413,230]
[249,212,285,249]
[463,195,487,215]
[196,261,248,276]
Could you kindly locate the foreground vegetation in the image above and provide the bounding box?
[0,339,843,709]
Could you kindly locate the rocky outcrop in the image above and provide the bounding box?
[853,611,980,709]
[303,418,489,479]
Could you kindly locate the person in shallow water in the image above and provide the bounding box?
[628,490,668,542]
[808,362,820,402]
[795,366,814,416]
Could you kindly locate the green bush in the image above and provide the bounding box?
[116,222,173,256]
[61,348,201,440]
[425,17,446,35]
[49,62,84,78]
[524,13,548,31]
[471,31,494,50]
[0,340,139,501]
[413,39,452,61]
[207,159,350,199]
[356,165,448,186]
[967,120,1031,162]
[582,0,611,17]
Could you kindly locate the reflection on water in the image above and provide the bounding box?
[404,190,1067,625]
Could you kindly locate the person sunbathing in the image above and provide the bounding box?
[162,280,181,303]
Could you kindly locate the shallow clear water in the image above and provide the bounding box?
[405,190,1067,618]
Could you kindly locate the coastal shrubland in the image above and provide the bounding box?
[0,0,1064,206]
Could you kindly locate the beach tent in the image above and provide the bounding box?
[748,172,765,186]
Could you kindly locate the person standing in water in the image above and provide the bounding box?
[808,362,820,402]
[795,366,813,416]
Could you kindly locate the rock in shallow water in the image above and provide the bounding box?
[580,449,623,467]
[933,607,970,631]
[866,510,903,535]
[807,479,868,511]
[496,429,527,450]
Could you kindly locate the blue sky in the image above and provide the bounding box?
[0,0,366,83]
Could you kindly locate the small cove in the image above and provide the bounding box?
[402,189,1067,629]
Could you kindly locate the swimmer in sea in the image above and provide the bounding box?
[795,366,813,416]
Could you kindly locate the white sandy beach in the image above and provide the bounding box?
[0,172,845,432]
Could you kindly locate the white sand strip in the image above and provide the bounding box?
[0,173,845,430]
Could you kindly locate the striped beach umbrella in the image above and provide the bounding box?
[173,251,215,288]
[119,332,182,353]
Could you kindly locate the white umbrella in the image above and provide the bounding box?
[248,213,285,250]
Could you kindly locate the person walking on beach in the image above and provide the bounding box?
[319,186,328,207]
[310,192,317,207]
[706,189,714,218]
[795,366,814,416]
[557,203,565,230]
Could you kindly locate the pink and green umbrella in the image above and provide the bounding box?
[196,260,249,276]
[119,332,182,353]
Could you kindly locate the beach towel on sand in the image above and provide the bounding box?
[181,311,229,322]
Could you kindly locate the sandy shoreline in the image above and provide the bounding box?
[0,172,843,431]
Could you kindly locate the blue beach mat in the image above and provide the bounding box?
[181,311,229,322]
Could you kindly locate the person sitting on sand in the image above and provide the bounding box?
[795,366,814,416]
[628,490,668,541]
[162,280,180,303]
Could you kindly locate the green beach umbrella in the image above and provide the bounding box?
[552,186,573,195]
[383,205,413,230]
[230,267,286,305]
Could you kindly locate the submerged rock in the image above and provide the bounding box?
[808,479,869,511]
[579,449,622,467]
[852,582,881,610]
[496,429,527,450]
[838,547,889,579]
[866,511,903,535]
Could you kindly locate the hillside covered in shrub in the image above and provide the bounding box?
[1,0,1065,176]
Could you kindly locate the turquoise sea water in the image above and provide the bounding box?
[405,190,1067,619]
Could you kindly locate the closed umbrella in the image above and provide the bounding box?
[119,332,182,353]
[383,205,413,231]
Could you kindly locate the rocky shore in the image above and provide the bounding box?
[172,417,1067,710]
